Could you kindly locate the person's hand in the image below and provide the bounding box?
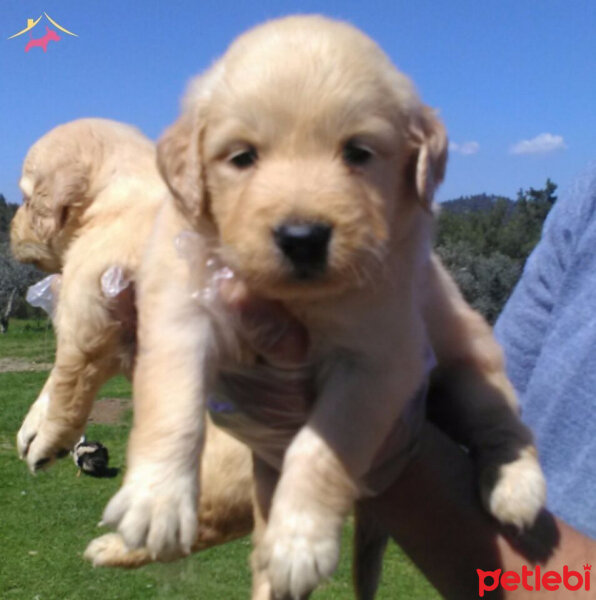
[217,277,309,368]
[207,276,313,469]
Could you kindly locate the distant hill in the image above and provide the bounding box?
[439,193,515,215]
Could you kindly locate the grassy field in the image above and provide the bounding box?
[0,318,56,363]
[0,321,440,599]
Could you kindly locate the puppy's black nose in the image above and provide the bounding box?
[273,222,332,277]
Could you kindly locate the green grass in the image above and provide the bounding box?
[0,325,440,599]
[0,318,56,363]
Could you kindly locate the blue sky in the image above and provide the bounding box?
[2,1,595,203]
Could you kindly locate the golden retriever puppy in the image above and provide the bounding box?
[10,118,254,566]
[28,19,545,598]
[111,16,544,598]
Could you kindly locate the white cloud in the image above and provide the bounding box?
[449,141,480,155]
[510,133,567,155]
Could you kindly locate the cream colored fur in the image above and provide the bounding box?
[102,16,544,599]
[11,118,254,566]
[25,18,545,599]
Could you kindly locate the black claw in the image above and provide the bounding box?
[34,457,51,471]
[23,434,36,457]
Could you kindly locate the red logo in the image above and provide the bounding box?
[477,564,591,596]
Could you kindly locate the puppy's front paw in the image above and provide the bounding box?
[481,446,546,530]
[101,465,198,561]
[84,533,152,568]
[18,394,82,472]
[257,505,341,599]
[17,393,49,460]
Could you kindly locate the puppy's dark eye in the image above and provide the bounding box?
[342,141,374,167]
[229,147,258,169]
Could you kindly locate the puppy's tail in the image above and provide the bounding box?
[353,503,389,600]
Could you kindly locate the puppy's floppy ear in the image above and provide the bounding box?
[408,106,448,208]
[157,68,224,223]
[50,165,89,233]
[29,163,90,242]
[157,104,206,225]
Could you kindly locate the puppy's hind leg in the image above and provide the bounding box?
[251,454,280,600]
[250,454,314,600]
[353,502,389,600]
[423,255,546,530]
[21,272,120,472]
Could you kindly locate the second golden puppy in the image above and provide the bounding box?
[11,118,254,566]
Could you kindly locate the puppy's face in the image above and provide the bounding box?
[159,17,447,300]
[10,187,60,272]
[11,128,89,272]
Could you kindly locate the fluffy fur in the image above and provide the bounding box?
[109,17,543,599]
[11,118,254,566]
[21,18,546,599]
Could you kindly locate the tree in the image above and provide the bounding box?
[435,242,521,324]
[0,241,45,331]
[0,194,18,244]
[435,180,557,322]
[1,196,47,329]
[0,288,17,333]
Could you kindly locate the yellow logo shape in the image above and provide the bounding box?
[8,12,78,39]
[8,16,42,39]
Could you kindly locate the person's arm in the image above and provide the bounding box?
[495,167,596,396]
[362,422,594,599]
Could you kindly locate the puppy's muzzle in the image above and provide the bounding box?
[273,222,332,279]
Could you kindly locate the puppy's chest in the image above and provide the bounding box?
[207,294,419,473]
[289,292,407,362]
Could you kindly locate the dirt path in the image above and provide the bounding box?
[89,397,131,425]
[0,358,53,373]
[1,357,131,425]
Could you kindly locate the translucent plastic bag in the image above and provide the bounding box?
[100,265,132,298]
[26,274,61,318]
